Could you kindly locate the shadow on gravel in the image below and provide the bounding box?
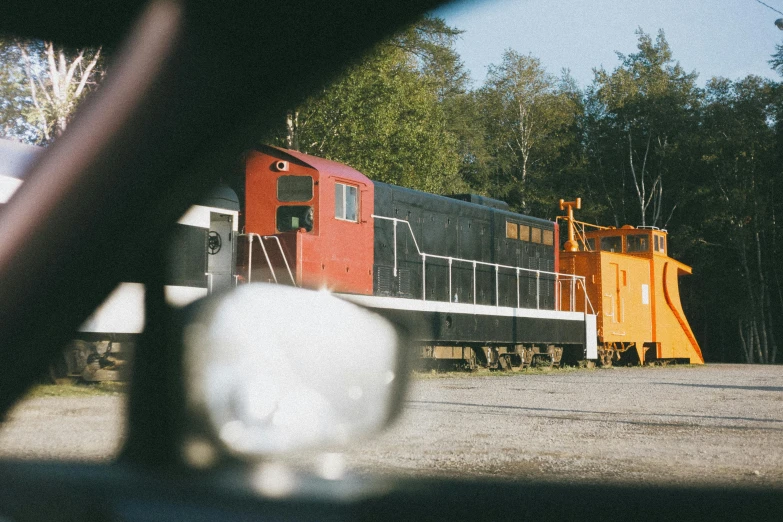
[656,383,783,392]
[406,400,783,428]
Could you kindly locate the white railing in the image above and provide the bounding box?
[373,215,595,314]
[240,233,297,286]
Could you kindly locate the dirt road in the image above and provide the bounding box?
[2,364,782,489]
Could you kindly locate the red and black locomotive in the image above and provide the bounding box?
[240,145,594,369]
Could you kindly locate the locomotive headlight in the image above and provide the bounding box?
[183,283,408,459]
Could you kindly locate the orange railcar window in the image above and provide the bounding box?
[519,225,530,241]
[626,234,649,252]
[506,221,518,239]
[542,229,554,246]
[600,236,622,252]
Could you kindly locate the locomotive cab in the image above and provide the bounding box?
[582,227,667,257]
[242,146,375,294]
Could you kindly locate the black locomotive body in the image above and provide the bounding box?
[373,182,557,308]
[370,182,586,356]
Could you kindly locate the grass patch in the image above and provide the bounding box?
[25,381,128,398]
[412,361,706,379]
[413,365,590,379]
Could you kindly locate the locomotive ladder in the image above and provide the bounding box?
[372,215,595,314]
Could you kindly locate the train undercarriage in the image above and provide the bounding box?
[419,340,694,372]
[417,343,580,371]
[49,339,133,383]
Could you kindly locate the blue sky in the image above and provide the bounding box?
[431,0,783,87]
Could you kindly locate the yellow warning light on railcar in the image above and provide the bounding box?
[557,199,703,367]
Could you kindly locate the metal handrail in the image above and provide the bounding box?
[373,215,593,313]
[240,233,297,286]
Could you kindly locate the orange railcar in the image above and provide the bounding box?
[557,199,703,366]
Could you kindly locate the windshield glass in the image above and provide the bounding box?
[2,0,783,492]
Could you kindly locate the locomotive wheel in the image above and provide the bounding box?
[532,354,554,369]
[465,351,478,371]
[599,348,614,368]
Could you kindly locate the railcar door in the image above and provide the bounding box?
[207,212,235,293]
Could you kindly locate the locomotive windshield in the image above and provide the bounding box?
[277,175,313,202]
[277,205,314,232]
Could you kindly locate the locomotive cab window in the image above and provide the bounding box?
[277,205,314,232]
[505,221,518,239]
[600,236,622,252]
[335,182,358,222]
[626,234,649,253]
[277,175,313,202]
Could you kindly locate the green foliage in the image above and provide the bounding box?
[0,39,103,144]
[585,30,701,228]
[0,40,36,142]
[684,76,781,362]
[770,42,783,77]
[282,16,466,195]
[474,51,583,218]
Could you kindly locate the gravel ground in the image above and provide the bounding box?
[1,364,782,489]
[0,394,126,461]
[342,363,783,489]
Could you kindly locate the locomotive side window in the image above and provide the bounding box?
[600,236,622,252]
[519,225,530,241]
[335,182,358,222]
[542,229,554,246]
[505,221,518,239]
[277,175,313,202]
[530,227,542,244]
[277,205,314,232]
[626,234,649,252]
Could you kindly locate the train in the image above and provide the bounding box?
[1,139,703,376]
[241,145,704,369]
[1,139,240,380]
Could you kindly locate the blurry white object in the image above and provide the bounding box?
[184,283,405,458]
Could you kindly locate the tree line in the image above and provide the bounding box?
[1,19,781,363]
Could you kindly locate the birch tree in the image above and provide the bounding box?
[17,40,103,144]
[587,30,699,227]
[478,51,580,214]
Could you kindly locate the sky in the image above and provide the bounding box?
[431,0,783,88]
